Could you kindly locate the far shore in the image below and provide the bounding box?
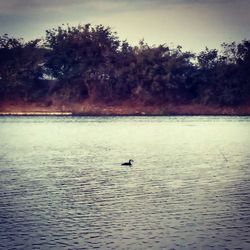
[1,101,250,116]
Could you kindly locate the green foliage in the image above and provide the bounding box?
[0,34,44,101]
[44,24,120,100]
[0,24,250,106]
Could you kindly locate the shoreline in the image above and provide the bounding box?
[0,112,73,116]
[1,114,250,117]
[1,102,250,116]
[1,112,250,117]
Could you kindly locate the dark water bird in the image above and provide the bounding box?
[121,159,134,166]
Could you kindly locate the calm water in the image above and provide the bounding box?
[0,116,250,250]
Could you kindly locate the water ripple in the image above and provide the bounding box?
[0,116,250,249]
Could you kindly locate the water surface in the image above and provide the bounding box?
[0,116,250,249]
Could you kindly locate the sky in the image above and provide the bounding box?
[0,0,250,52]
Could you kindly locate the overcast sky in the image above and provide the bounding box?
[0,0,249,51]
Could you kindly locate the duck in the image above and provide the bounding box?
[121,159,134,166]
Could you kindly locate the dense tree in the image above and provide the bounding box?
[0,34,44,101]
[0,24,249,107]
[44,24,120,101]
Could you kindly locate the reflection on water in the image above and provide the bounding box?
[0,116,250,249]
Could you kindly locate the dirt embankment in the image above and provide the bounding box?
[0,100,250,116]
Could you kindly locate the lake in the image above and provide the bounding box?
[0,116,250,249]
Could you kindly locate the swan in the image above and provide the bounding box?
[121,159,134,166]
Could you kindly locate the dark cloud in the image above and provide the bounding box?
[0,0,249,51]
[0,0,84,13]
[0,0,243,13]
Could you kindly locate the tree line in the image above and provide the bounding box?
[0,24,250,106]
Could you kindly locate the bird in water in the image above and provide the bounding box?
[121,159,134,166]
